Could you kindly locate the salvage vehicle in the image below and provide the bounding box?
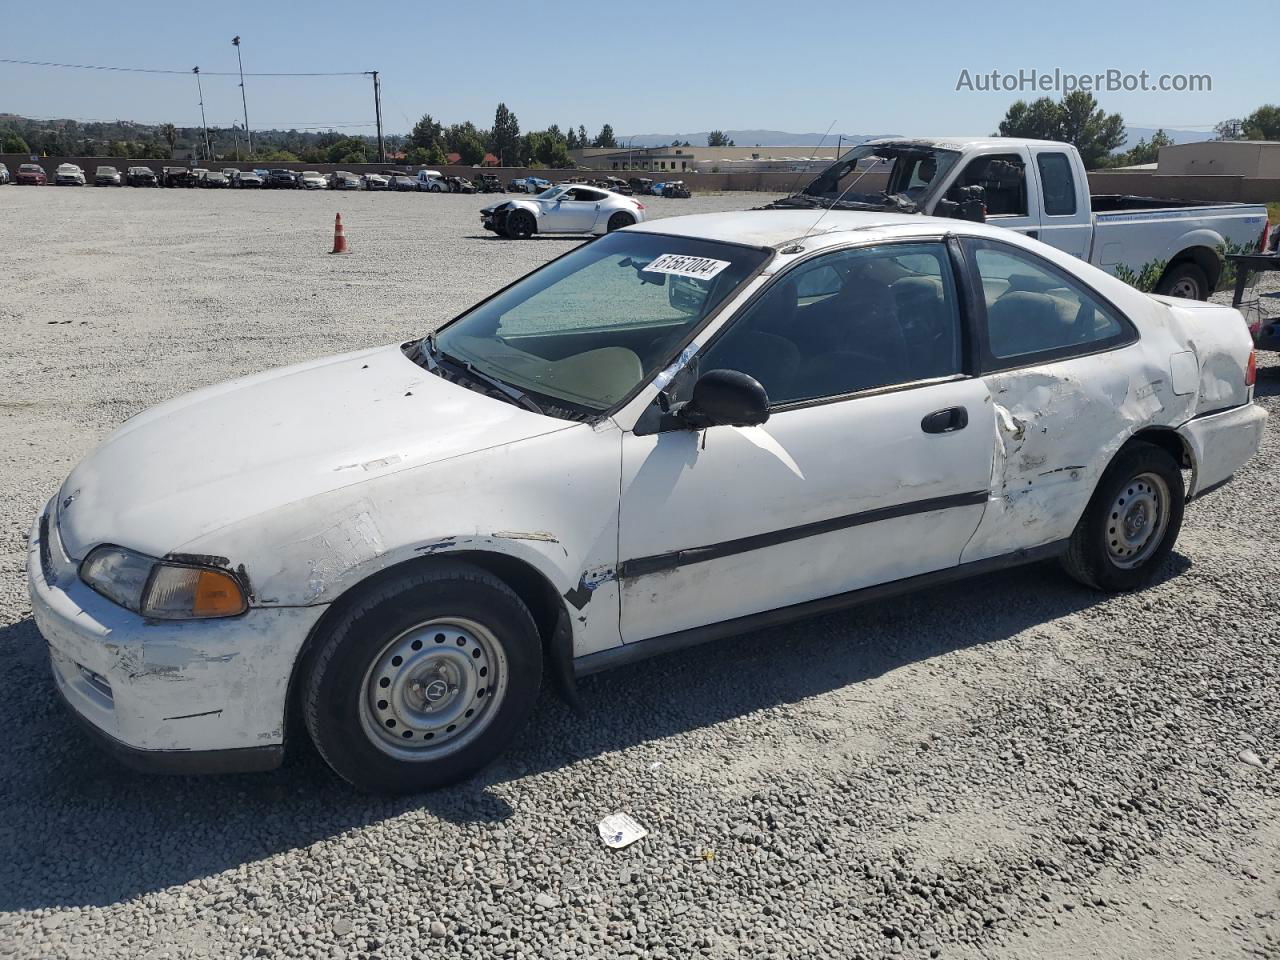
[199,171,230,189]
[127,166,159,187]
[389,175,418,192]
[299,171,328,190]
[94,165,122,186]
[232,170,264,188]
[362,172,389,191]
[16,163,46,185]
[161,167,198,188]
[28,210,1264,794]
[266,169,300,189]
[481,183,646,239]
[415,169,448,192]
[55,163,86,186]
[770,138,1271,301]
[475,173,505,193]
[661,181,691,199]
[445,176,476,194]
[329,170,361,190]
[0,162,8,185]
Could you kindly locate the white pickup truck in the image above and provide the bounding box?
[773,137,1271,300]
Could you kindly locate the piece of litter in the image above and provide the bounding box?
[648,761,663,771]
[597,813,647,850]
[1237,748,1265,769]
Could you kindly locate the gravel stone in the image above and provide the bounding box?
[0,186,1277,960]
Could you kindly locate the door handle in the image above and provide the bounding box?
[921,407,968,434]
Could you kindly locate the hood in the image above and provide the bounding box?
[55,343,571,560]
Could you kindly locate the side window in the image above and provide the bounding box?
[699,243,963,406]
[968,241,1130,364]
[1036,152,1077,216]
[955,153,1027,217]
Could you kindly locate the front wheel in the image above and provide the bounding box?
[504,209,536,239]
[302,561,542,794]
[1060,442,1185,592]
[1155,262,1209,301]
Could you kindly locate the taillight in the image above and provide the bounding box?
[1246,350,1257,387]
[634,202,645,211]
[1259,220,1271,253]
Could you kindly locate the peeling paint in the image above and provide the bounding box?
[162,708,224,721]
[493,530,560,543]
[414,537,459,554]
[565,566,617,610]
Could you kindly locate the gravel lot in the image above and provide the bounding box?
[0,185,1277,960]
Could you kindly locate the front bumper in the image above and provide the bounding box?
[1178,403,1268,498]
[28,503,327,773]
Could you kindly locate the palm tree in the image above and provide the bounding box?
[159,123,178,158]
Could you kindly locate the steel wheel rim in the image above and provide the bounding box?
[1170,277,1199,299]
[1106,471,1170,569]
[358,617,508,761]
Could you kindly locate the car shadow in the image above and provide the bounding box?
[0,554,1189,911]
[1253,360,1280,398]
[463,234,589,242]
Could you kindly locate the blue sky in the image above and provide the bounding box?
[2,0,1272,141]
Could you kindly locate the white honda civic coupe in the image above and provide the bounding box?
[481,183,646,238]
[29,211,1265,793]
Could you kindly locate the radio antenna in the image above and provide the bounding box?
[788,156,891,250]
[781,119,838,199]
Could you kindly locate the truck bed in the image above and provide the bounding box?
[1090,194,1247,214]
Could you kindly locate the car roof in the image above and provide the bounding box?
[867,135,1065,151]
[626,209,1038,257]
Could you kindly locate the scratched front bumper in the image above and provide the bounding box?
[27,503,326,768]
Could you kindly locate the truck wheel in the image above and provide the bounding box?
[607,212,635,232]
[505,210,536,239]
[302,560,542,795]
[1060,442,1184,592]
[1155,262,1209,301]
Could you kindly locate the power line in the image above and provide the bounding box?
[0,57,368,77]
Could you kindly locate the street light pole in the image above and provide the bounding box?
[193,67,211,161]
[370,70,385,163]
[232,36,252,159]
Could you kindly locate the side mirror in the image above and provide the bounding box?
[677,369,770,428]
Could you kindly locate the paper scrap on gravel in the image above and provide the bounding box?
[598,813,647,849]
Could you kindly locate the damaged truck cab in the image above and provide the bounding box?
[29,210,1265,794]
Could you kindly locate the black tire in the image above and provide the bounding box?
[1060,442,1185,592]
[606,212,635,232]
[1154,262,1209,301]
[505,209,536,239]
[302,560,542,794]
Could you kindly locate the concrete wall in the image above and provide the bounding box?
[1155,140,1280,178]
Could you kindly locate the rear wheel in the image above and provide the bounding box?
[1060,443,1184,592]
[607,212,635,232]
[505,210,536,239]
[1155,262,1209,301]
[302,561,542,794]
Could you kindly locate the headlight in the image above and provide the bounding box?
[80,545,248,619]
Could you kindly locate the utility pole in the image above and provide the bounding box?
[232,36,252,159]
[232,124,241,162]
[193,67,211,161]
[370,70,385,163]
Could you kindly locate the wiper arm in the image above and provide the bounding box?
[429,343,543,415]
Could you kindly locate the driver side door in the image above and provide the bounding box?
[544,187,600,232]
[616,241,996,643]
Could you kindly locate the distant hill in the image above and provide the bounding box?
[1121,127,1213,148]
[618,130,899,148]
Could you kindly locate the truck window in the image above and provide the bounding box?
[955,154,1027,218]
[1036,152,1077,216]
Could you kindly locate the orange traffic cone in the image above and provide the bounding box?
[330,213,350,254]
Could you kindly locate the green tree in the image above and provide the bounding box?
[107,140,131,158]
[444,122,486,165]
[491,103,521,166]
[1213,118,1244,141]
[1243,104,1280,140]
[707,130,731,147]
[1,129,30,153]
[409,113,444,152]
[158,123,178,156]
[592,124,617,149]
[577,125,588,149]
[326,137,368,163]
[1110,128,1173,167]
[565,126,580,150]
[997,92,1125,168]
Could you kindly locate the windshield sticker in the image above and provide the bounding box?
[643,254,731,281]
